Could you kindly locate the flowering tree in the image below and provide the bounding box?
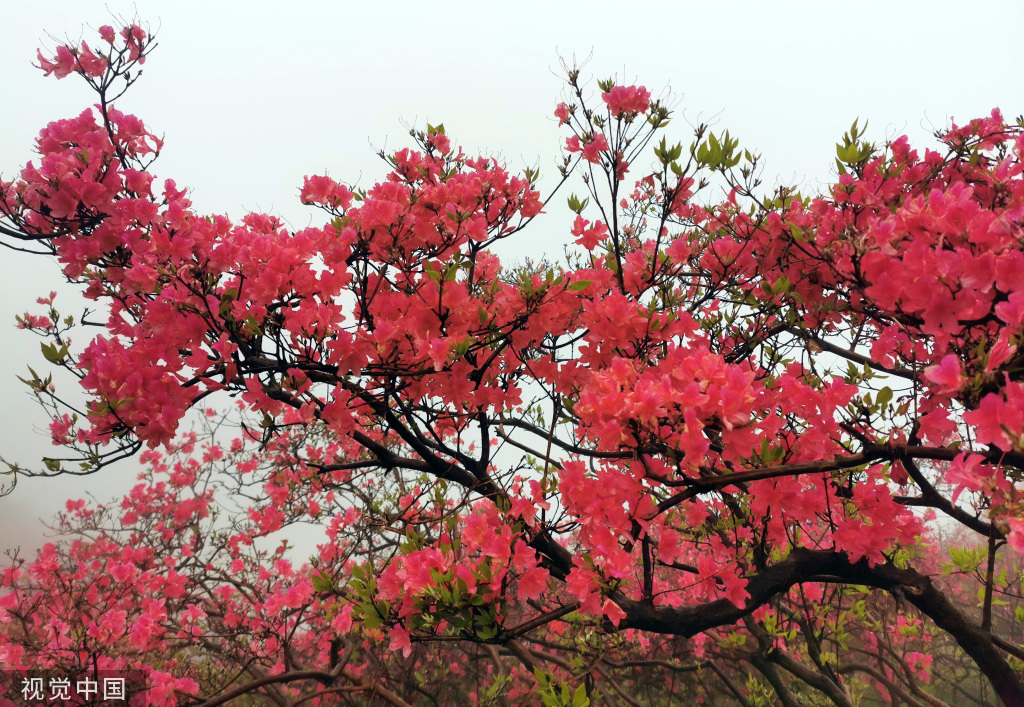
[3,20,1024,705]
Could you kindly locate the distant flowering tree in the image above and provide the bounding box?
[3,20,1024,706]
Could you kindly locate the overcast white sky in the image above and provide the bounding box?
[1,0,1022,554]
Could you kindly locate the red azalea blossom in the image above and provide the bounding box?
[601,84,651,117]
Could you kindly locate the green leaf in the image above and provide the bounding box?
[876,386,893,408]
[41,342,69,365]
[311,570,334,594]
[361,605,383,630]
[788,222,807,243]
[567,194,589,214]
[451,337,474,358]
[654,137,668,164]
[949,546,981,572]
[771,276,792,294]
[568,280,594,291]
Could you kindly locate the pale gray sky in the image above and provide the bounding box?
[2,0,1022,553]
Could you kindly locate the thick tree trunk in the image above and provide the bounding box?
[614,548,1024,706]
